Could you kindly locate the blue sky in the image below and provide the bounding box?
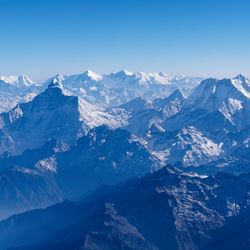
[0,0,250,81]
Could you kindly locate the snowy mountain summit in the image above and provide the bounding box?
[0,74,34,87]
[185,74,250,112]
[0,78,118,155]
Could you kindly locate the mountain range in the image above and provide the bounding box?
[1,70,250,249]
[0,70,201,112]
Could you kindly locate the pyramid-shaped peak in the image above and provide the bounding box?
[54,73,64,82]
[168,89,185,100]
[233,74,247,82]
[82,70,102,81]
[48,78,63,89]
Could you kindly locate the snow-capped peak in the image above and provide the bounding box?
[82,70,102,81]
[184,76,250,112]
[120,69,133,76]
[153,89,185,112]
[18,75,34,86]
[231,74,250,98]
[114,70,134,77]
[53,73,65,83]
[0,74,34,87]
[48,78,63,89]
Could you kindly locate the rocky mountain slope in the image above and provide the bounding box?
[0,125,158,219]
[0,78,118,156]
[1,167,250,250]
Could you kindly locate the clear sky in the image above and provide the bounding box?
[0,0,250,81]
